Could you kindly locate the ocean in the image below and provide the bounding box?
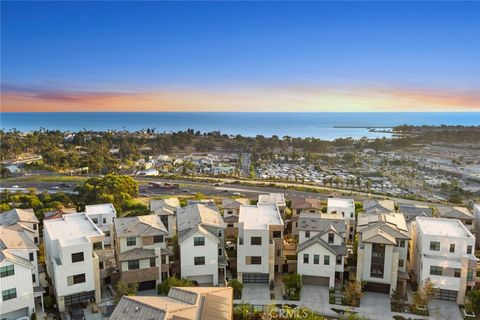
[1,112,479,140]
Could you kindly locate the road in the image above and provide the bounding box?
[240,153,251,178]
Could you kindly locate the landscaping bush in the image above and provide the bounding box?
[229,279,243,299]
[157,276,195,295]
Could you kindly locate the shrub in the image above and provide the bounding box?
[229,279,243,299]
[157,276,194,295]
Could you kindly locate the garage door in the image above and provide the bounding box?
[302,275,330,287]
[187,274,214,284]
[434,289,457,301]
[138,280,157,291]
[242,273,269,283]
[363,282,390,293]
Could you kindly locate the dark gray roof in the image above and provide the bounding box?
[436,206,474,221]
[398,203,433,222]
[297,214,346,235]
[297,234,346,256]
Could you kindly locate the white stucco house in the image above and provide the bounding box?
[43,213,104,312]
[85,203,117,247]
[296,214,347,288]
[150,198,180,238]
[237,204,284,284]
[410,217,477,304]
[356,213,410,295]
[177,203,227,285]
[258,193,286,217]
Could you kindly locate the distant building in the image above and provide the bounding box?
[326,198,356,240]
[436,206,475,233]
[291,198,322,236]
[85,203,117,247]
[356,213,410,295]
[150,198,180,238]
[258,193,286,216]
[221,198,250,240]
[110,286,233,320]
[363,199,395,215]
[177,203,226,285]
[410,217,477,304]
[0,208,40,245]
[398,203,433,224]
[237,204,284,284]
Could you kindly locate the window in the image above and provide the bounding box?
[126,237,136,246]
[370,243,385,278]
[454,268,461,278]
[467,245,473,254]
[194,256,205,265]
[219,248,223,256]
[429,241,440,251]
[71,252,84,263]
[398,240,405,248]
[217,230,223,237]
[160,215,169,231]
[92,218,98,224]
[150,258,156,267]
[2,288,17,301]
[153,235,164,243]
[103,218,107,224]
[430,266,442,276]
[32,274,36,283]
[29,252,34,261]
[336,255,342,265]
[34,237,38,244]
[324,255,330,265]
[128,260,140,270]
[309,210,315,213]
[161,255,167,264]
[467,269,474,281]
[398,259,404,268]
[313,254,319,264]
[328,233,334,244]
[227,223,234,227]
[93,242,102,250]
[273,231,282,238]
[303,254,309,264]
[449,244,455,253]
[350,212,354,218]
[248,256,262,265]
[104,231,110,237]
[305,231,310,238]
[33,224,37,230]
[99,262,104,270]
[194,237,205,246]
[297,209,301,215]
[0,265,14,278]
[68,273,86,286]
[251,237,262,245]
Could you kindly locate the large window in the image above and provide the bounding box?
[313,254,319,265]
[68,273,86,286]
[153,235,164,243]
[246,256,262,265]
[126,237,136,246]
[29,252,34,261]
[194,237,205,246]
[194,256,205,265]
[128,260,140,270]
[150,258,156,267]
[303,254,309,264]
[324,255,330,265]
[454,268,461,278]
[449,244,455,253]
[251,237,262,245]
[336,255,342,265]
[467,245,473,254]
[370,243,385,278]
[272,231,282,238]
[2,288,17,301]
[71,252,84,263]
[0,265,14,278]
[429,241,440,251]
[430,266,443,276]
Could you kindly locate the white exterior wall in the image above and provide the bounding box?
[7,248,39,287]
[237,229,270,275]
[297,243,336,288]
[326,206,355,220]
[87,212,115,246]
[298,230,320,244]
[0,260,34,319]
[359,243,396,286]
[180,231,219,285]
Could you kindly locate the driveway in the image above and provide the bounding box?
[428,299,462,320]
[242,283,270,301]
[300,285,329,305]
[358,292,393,320]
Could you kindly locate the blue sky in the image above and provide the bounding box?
[1,1,479,112]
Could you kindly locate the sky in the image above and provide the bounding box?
[1,1,479,112]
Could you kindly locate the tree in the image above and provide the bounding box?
[157,276,195,295]
[344,275,363,307]
[412,278,435,311]
[466,288,480,315]
[228,279,243,299]
[282,272,302,300]
[114,280,138,303]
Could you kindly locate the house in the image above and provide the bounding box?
[363,199,395,214]
[436,206,475,233]
[291,198,322,236]
[296,214,347,288]
[0,208,40,245]
[0,226,43,320]
[110,286,233,320]
[410,217,477,304]
[113,215,170,291]
[398,203,433,224]
[176,203,227,285]
[326,198,356,241]
[474,204,480,247]
[221,198,250,239]
[150,198,181,238]
[237,204,284,284]
[258,193,286,217]
[85,203,117,247]
[43,213,104,312]
[356,213,410,295]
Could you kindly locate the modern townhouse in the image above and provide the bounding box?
[363,199,395,215]
[258,193,286,217]
[296,214,347,288]
[85,203,117,247]
[0,208,40,245]
[43,213,104,312]
[436,206,475,234]
[110,286,233,320]
[221,198,250,240]
[291,198,322,236]
[326,198,356,241]
[356,213,410,295]
[150,198,180,239]
[0,226,43,320]
[113,215,170,291]
[176,203,227,285]
[410,217,477,304]
[237,204,284,284]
